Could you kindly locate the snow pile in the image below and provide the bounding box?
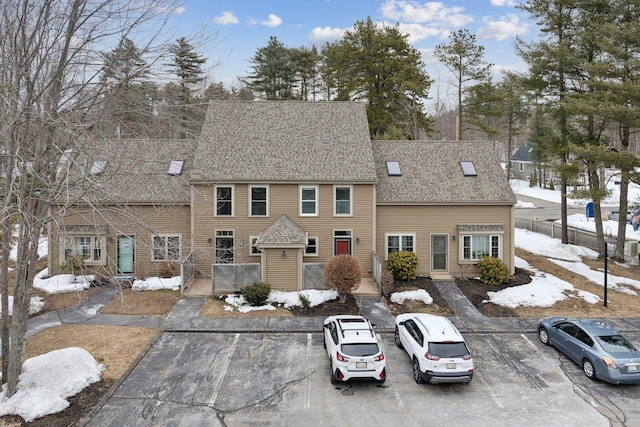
[33,268,93,294]
[132,276,181,291]
[0,348,103,422]
[390,289,433,305]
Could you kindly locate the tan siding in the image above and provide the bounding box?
[376,205,514,278]
[49,205,191,278]
[262,248,299,291]
[191,183,376,279]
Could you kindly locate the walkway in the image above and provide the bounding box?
[26,280,640,338]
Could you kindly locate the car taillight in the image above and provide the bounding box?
[425,353,440,361]
[374,353,385,362]
[336,352,349,362]
[462,354,472,361]
[601,356,617,369]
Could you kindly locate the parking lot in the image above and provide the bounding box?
[84,331,640,427]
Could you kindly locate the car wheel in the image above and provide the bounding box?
[330,365,339,385]
[538,327,550,345]
[394,327,404,349]
[412,357,425,384]
[582,359,596,380]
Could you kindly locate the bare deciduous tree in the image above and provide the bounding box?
[0,0,184,397]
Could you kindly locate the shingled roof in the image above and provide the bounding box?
[67,139,195,205]
[372,140,516,205]
[192,101,377,183]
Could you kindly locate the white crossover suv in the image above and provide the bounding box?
[395,313,473,384]
[323,315,386,384]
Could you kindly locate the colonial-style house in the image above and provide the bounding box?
[48,101,516,294]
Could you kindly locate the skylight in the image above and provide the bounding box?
[460,161,477,177]
[386,160,401,176]
[168,160,184,175]
[90,160,107,175]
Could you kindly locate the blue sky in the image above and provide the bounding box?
[171,0,535,96]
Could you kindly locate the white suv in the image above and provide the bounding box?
[323,315,386,384]
[395,313,473,384]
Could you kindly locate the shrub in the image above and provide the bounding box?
[323,254,362,303]
[381,269,395,299]
[298,292,311,309]
[59,255,85,281]
[387,251,418,281]
[477,256,510,285]
[240,282,271,306]
[548,179,555,190]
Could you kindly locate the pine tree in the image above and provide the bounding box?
[242,36,297,100]
[434,29,492,140]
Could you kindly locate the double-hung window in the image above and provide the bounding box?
[215,185,233,216]
[250,236,261,256]
[300,185,318,216]
[385,233,415,259]
[305,236,318,256]
[334,185,352,216]
[152,235,181,261]
[250,185,268,216]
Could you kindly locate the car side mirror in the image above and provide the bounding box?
[399,321,406,326]
[323,324,329,329]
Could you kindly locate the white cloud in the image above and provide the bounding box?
[380,0,474,27]
[309,26,346,44]
[478,14,528,41]
[260,13,282,28]
[491,0,517,6]
[396,22,447,43]
[214,11,239,26]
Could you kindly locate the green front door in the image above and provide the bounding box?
[117,235,134,274]
[431,234,448,271]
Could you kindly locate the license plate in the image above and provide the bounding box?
[628,365,639,372]
[446,363,456,369]
[356,362,367,369]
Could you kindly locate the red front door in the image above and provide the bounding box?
[335,239,351,255]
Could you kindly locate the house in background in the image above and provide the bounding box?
[48,101,516,294]
[511,140,559,185]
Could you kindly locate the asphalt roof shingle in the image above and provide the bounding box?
[372,140,517,205]
[193,101,377,183]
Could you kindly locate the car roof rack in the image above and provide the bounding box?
[337,317,374,338]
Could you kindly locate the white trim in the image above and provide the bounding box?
[459,233,503,263]
[60,234,107,265]
[384,232,416,261]
[333,184,352,217]
[215,184,235,217]
[299,185,318,216]
[305,236,319,257]
[151,234,182,262]
[249,184,269,217]
[249,235,261,256]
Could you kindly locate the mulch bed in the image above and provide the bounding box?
[454,267,533,317]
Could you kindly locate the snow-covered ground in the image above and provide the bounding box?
[3,176,640,422]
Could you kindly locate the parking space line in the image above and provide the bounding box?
[208,333,239,408]
[305,333,312,409]
[520,333,537,349]
[378,333,404,409]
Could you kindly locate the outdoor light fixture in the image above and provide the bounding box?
[356,237,360,244]
[282,250,286,257]
[452,235,456,241]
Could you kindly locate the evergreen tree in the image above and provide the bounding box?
[167,37,207,138]
[434,29,492,140]
[322,17,432,139]
[290,45,321,100]
[243,36,297,100]
[100,37,154,137]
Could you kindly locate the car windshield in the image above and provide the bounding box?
[597,335,637,353]
[341,343,380,357]
[428,342,470,358]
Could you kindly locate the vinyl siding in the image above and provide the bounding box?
[49,205,191,278]
[191,183,376,281]
[376,204,514,278]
